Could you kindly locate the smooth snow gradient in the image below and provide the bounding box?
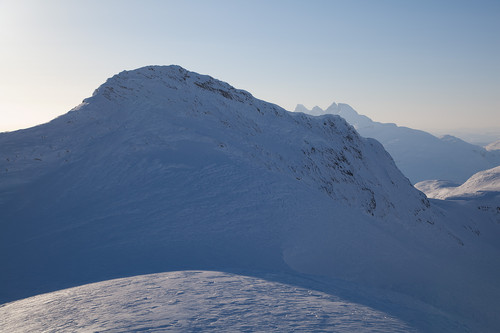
[1,0,499,133]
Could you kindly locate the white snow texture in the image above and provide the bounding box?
[1,271,425,332]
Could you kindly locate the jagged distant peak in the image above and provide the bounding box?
[299,102,364,119]
[301,105,325,116]
[326,102,338,110]
[302,102,374,130]
[338,103,359,113]
[294,104,310,113]
[293,104,325,116]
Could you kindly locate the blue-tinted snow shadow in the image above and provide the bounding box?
[226,269,471,333]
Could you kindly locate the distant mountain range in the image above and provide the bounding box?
[295,103,500,184]
[1,66,499,332]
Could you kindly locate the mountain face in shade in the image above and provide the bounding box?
[1,66,500,332]
[296,103,500,184]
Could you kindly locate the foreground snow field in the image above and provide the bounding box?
[0,270,467,332]
[1,66,499,332]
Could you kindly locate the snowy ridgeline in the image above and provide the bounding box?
[485,139,500,151]
[415,166,500,227]
[295,103,500,184]
[1,66,500,332]
[415,165,500,200]
[0,270,447,332]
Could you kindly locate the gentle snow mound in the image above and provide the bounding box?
[416,165,500,199]
[0,271,451,332]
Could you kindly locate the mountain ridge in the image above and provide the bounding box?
[295,103,500,183]
[1,66,431,221]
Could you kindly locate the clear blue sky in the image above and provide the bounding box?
[1,0,499,133]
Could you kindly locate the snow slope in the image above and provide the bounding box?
[295,103,500,183]
[1,270,452,332]
[416,165,500,200]
[1,66,500,331]
[485,139,500,151]
[412,180,460,200]
[415,165,500,242]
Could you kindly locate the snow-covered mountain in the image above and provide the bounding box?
[295,103,500,184]
[486,139,500,151]
[1,66,500,332]
[416,165,500,200]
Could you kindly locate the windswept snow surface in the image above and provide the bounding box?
[295,104,500,183]
[0,270,452,332]
[1,66,500,331]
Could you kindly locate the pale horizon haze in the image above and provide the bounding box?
[1,0,499,142]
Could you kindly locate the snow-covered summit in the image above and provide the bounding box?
[88,65,255,107]
[1,66,500,331]
[1,66,430,221]
[0,64,433,299]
